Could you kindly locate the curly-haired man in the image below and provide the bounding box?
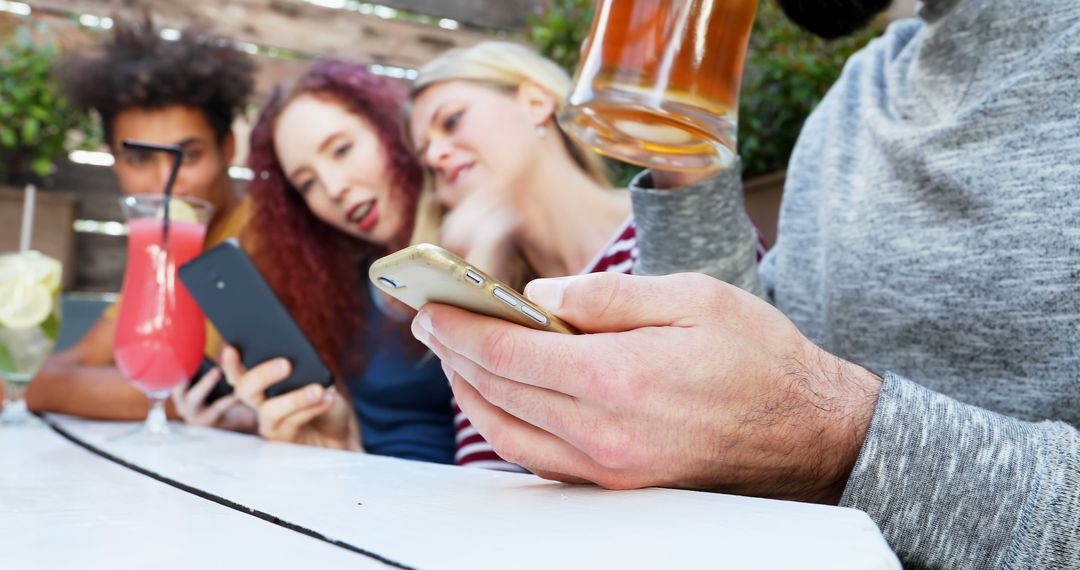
[25,18,257,430]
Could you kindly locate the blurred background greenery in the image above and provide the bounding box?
[0,20,100,185]
[528,0,884,181]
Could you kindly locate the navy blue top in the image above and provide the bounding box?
[344,287,455,465]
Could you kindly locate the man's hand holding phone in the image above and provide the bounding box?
[222,346,362,451]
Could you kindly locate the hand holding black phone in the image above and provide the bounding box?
[187,356,232,404]
[179,239,333,399]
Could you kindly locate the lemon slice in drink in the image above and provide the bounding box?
[0,277,52,330]
[29,253,62,293]
[0,251,61,294]
[155,199,200,224]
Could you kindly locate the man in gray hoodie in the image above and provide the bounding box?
[410,0,1079,567]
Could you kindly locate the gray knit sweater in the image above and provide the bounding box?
[628,0,1080,567]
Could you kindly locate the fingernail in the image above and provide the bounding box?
[307,385,322,403]
[277,359,291,375]
[524,278,566,311]
[322,390,336,404]
[413,311,433,344]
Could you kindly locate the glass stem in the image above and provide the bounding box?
[144,390,170,435]
[0,380,30,423]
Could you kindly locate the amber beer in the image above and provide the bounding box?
[561,0,758,173]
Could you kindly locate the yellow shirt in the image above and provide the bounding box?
[106,197,253,360]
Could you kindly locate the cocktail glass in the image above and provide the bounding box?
[0,250,63,424]
[113,194,212,441]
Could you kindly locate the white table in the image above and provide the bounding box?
[3,415,901,569]
[0,419,378,569]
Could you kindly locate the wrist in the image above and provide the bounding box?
[803,349,882,504]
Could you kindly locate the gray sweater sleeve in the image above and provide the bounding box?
[627,168,764,297]
[843,373,1080,569]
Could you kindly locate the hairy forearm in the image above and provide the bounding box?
[723,347,882,504]
[795,351,882,504]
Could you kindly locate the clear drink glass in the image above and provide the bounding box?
[560,0,759,174]
[0,250,63,424]
[113,194,213,441]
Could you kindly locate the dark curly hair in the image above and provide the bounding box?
[247,59,423,380]
[59,17,256,145]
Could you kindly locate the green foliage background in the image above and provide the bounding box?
[0,20,100,183]
[528,0,883,179]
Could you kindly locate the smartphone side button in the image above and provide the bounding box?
[378,276,403,289]
[519,304,550,326]
[492,286,520,308]
[464,269,485,287]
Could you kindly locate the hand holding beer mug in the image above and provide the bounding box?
[560,0,758,173]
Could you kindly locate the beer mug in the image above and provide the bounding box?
[560,0,758,173]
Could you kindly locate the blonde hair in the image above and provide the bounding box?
[406,42,609,288]
[408,41,608,185]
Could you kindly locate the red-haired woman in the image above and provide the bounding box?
[208,60,467,464]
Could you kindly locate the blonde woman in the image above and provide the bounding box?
[407,41,764,468]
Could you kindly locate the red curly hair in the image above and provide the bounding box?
[246,60,422,379]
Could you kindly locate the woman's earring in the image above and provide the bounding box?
[536,124,547,139]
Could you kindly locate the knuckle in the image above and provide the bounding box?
[469,373,520,416]
[687,273,729,311]
[480,327,518,378]
[587,356,637,407]
[585,427,632,470]
[486,431,523,466]
[234,380,257,402]
[235,389,256,406]
[472,371,504,407]
[585,273,628,322]
[583,361,619,403]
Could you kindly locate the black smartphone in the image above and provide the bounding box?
[178,239,333,399]
[187,356,233,405]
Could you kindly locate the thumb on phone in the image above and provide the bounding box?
[524,272,708,333]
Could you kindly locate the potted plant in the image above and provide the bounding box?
[0,19,100,289]
[528,0,883,246]
[0,19,99,186]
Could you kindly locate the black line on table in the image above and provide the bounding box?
[42,415,417,570]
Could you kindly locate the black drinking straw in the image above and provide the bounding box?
[121,140,184,244]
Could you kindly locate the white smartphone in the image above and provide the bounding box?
[369,243,576,334]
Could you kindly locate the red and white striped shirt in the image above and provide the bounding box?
[453,217,765,470]
[452,218,641,471]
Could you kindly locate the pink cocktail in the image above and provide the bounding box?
[114,194,213,438]
[115,218,206,390]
